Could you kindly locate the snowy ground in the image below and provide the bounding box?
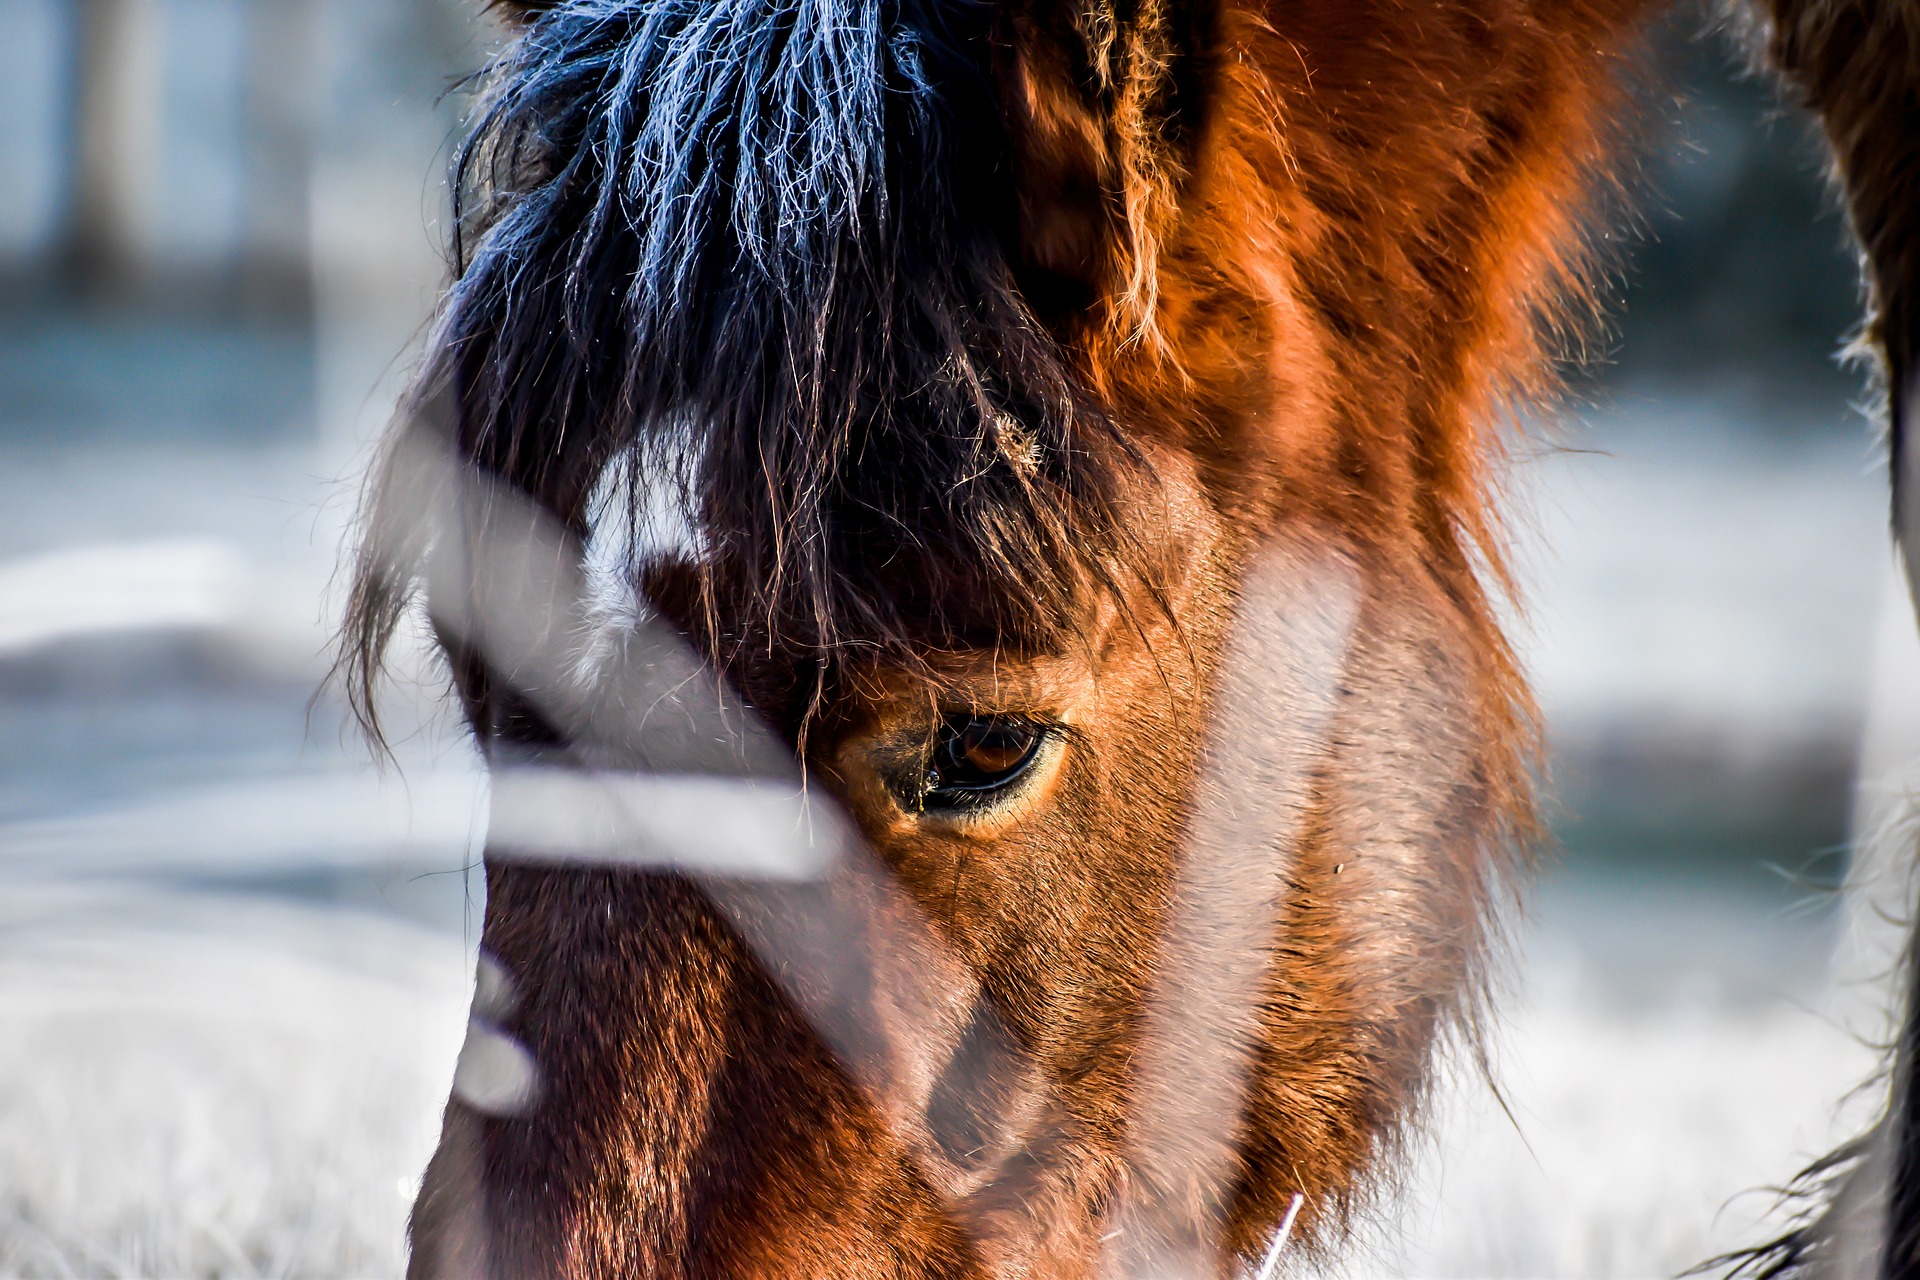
[0,886,469,1277]
[0,403,1906,1277]
[0,862,1880,1278]
[1355,880,1884,1278]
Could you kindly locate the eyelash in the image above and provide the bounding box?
[917,716,1050,813]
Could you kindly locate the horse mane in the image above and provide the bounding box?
[343,0,1159,738]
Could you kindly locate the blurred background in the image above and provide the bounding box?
[0,1,1905,1274]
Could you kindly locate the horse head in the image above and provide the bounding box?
[339,0,1920,1274]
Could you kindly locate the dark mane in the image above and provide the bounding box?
[344,0,1143,735]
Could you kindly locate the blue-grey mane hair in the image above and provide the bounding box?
[344,0,1143,736]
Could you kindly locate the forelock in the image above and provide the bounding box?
[420,0,1144,692]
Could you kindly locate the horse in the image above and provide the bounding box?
[337,0,1920,1275]
[1724,8,1920,1277]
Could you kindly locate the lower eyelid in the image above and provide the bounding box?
[920,727,1055,813]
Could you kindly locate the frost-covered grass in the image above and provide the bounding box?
[1349,978,1878,1277]
[0,873,1877,1279]
[0,886,469,1278]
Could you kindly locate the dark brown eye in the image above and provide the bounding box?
[923,716,1046,808]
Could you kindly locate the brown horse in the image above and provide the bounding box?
[341,0,1920,1275]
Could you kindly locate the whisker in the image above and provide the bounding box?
[1251,1193,1305,1280]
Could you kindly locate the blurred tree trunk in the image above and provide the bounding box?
[240,0,319,317]
[64,0,161,298]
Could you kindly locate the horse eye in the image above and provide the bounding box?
[922,717,1046,807]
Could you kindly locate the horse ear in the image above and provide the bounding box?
[996,0,1202,329]
[1000,27,1125,313]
